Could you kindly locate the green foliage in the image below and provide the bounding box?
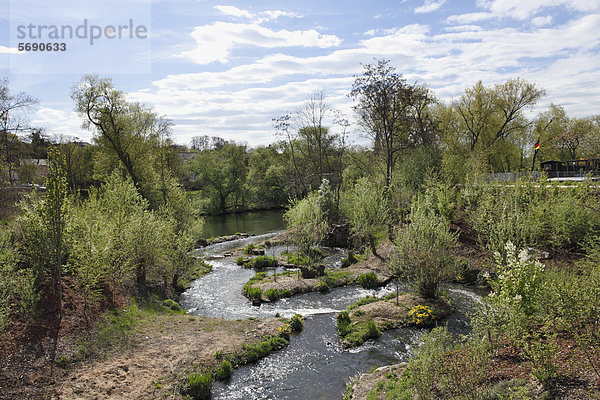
[243,243,255,255]
[286,252,309,266]
[315,279,329,292]
[342,319,381,347]
[285,184,328,258]
[213,360,232,381]
[264,288,292,301]
[465,180,600,254]
[347,296,381,311]
[391,195,458,298]
[404,326,488,400]
[234,335,289,365]
[162,299,182,312]
[342,177,388,253]
[182,369,213,400]
[288,314,304,332]
[0,234,38,330]
[487,242,544,317]
[340,252,358,268]
[356,272,378,289]
[248,256,278,269]
[337,311,352,336]
[236,256,247,266]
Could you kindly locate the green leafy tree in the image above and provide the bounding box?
[342,177,388,258]
[391,196,457,298]
[186,142,248,213]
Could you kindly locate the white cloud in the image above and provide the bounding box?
[132,12,600,145]
[214,5,301,23]
[446,12,494,24]
[475,0,600,20]
[179,22,342,64]
[532,15,553,27]
[31,108,90,142]
[214,5,254,19]
[415,0,446,14]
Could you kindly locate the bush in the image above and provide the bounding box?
[250,256,278,269]
[315,280,329,292]
[244,286,263,303]
[286,253,309,266]
[357,272,378,289]
[337,311,352,336]
[341,252,359,268]
[408,305,434,327]
[243,243,256,254]
[365,319,381,339]
[182,369,213,400]
[288,314,303,332]
[391,196,457,298]
[213,360,232,381]
[162,299,182,312]
[236,256,247,266]
[278,324,291,340]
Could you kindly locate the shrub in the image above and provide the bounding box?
[408,305,434,327]
[236,256,247,266]
[365,319,381,339]
[286,253,309,266]
[182,369,213,400]
[341,252,359,268]
[162,299,182,312]
[288,314,303,332]
[244,286,263,303]
[213,360,232,381]
[315,280,329,292]
[337,311,352,336]
[243,243,255,255]
[250,256,278,269]
[391,196,457,298]
[357,272,378,289]
[278,324,291,340]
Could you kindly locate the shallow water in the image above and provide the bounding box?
[180,226,484,399]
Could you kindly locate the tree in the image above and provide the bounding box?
[391,196,457,299]
[284,182,328,263]
[447,78,545,175]
[71,75,174,206]
[342,177,388,259]
[0,78,38,184]
[186,143,248,213]
[350,59,424,187]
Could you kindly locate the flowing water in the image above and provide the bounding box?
[181,211,485,399]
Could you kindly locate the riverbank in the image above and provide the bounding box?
[52,311,285,399]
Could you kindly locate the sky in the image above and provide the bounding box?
[1,0,599,147]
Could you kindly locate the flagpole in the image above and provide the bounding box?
[531,138,540,172]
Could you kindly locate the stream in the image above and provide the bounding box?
[180,212,484,399]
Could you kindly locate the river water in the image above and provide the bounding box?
[180,211,484,399]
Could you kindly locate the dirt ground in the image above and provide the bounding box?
[0,276,284,400]
[51,315,282,400]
